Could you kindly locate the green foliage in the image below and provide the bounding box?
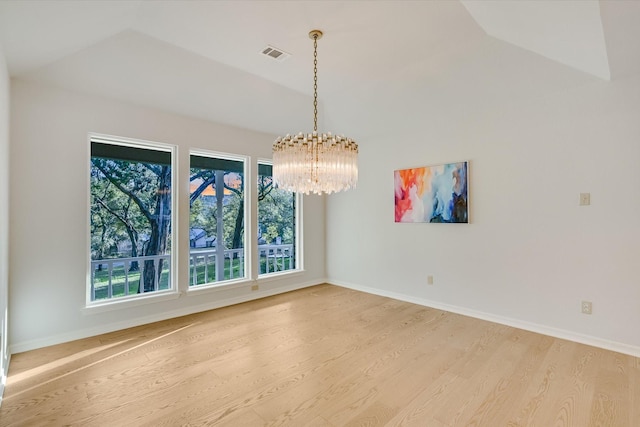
[189,169,242,248]
[264,225,279,243]
[258,175,295,245]
[190,198,205,226]
[91,154,172,294]
[91,158,166,260]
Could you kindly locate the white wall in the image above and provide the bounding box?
[0,43,10,387]
[327,72,640,356]
[9,79,326,352]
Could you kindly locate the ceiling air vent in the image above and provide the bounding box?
[260,45,291,62]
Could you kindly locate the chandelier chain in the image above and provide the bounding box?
[313,34,318,132]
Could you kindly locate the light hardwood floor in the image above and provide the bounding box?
[1,284,638,426]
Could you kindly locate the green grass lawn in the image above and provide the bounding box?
[93,265,170,300]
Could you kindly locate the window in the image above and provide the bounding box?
[89,137,174,302]
[258,162,297,275]
[189,152,246,286]
[89,138,298,306]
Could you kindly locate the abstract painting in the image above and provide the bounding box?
[394,161,468,223]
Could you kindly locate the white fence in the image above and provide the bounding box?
[90,254,171,301]
[91,244,294,300]
[189,244,294,285]
[189,247,244,286]
[259,244,294,274]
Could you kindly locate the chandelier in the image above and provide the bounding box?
[272,30,358,195]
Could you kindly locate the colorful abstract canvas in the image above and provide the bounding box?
[394,161,468,223]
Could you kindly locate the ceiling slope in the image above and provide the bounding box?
[16,30,312,136]
[599,0,640,80]
[1,1,639,136]
[461,0,611,80]
[0,0,141,75]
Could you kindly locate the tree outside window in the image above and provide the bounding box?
[89,141,299,304]
[258,162,296,275]
[90,139,173,301]
[189,153,246,286]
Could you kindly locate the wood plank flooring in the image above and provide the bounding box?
[1,284,638,426]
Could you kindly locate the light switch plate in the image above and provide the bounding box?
[580,193,591,206]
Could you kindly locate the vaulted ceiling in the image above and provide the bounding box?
[1,1,639,137]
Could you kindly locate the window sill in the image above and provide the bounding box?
[257,269,305,284]
[186,278,254,295]
[186,269,305,295]
[82,290,180,315]
[83,271,305,314]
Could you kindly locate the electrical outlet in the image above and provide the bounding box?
[427,275,434,285]
[579,193,591,206]
[251,284,259,291]
[581,301,592,315]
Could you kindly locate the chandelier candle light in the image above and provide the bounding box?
[272,30,359,195]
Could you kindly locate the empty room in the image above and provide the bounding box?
[0,1,638,425]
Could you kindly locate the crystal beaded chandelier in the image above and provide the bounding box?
[272,30,359,195]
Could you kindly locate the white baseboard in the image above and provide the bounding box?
[329,279,640,358]
[12,278,639,358]
[9,279,322,354]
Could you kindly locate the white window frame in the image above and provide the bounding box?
[256,158,303,279]
[187,149,250,292]
[85,133,179,311]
